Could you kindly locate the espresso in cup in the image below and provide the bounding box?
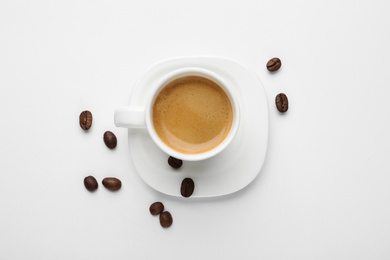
[114,67,240,161]
[152,76,233,154]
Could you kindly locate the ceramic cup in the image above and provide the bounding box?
[114,67,240,161]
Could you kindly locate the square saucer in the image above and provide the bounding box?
[125,56,268,198]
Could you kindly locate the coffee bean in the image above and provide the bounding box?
[168,156,183,169]
[84,176,98,191]
[103,131,117,149]
[102,177,122,191]
[266,58,282,72]
[149,202,164,216]
[159,211,173,228]
[180,178,195,198]
[275,93,289,113]
[79,110,93,130]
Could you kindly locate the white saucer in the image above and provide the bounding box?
[126,56,268,198]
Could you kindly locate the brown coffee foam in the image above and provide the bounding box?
[153,76,233,154]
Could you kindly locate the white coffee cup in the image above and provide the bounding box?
[114,67,240,161]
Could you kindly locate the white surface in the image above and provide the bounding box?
[1,0,390,259]
[125,56,268,197]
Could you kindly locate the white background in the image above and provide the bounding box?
[1,0,390,259]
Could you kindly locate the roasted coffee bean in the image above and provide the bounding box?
[103,131,117,149]
[102,177,122,191]
[159,211,173,228]
[168,156,183,169]
[149,202,164,216]
[79,110,93,130]
[180,178,195,198]
[275,93,289,113]
[266,58,282,72]
[84,176,98,191]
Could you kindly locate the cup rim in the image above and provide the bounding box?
[145,67,240,161]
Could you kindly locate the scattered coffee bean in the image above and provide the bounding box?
[103,131,117,149]
[275,93,289,113]
[84,176,98,191]
[266,57,282,72]
[102,177,122,191]
[168,156,183,169]
[180,178,195,198]
[149,202,164,216]
[79,110,93,130]
[159,211,173,228]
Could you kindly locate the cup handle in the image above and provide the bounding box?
[114,106,146,128]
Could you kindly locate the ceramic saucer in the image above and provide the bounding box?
[126,56,268,198]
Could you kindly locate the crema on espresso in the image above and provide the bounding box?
[152,76,233,154]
